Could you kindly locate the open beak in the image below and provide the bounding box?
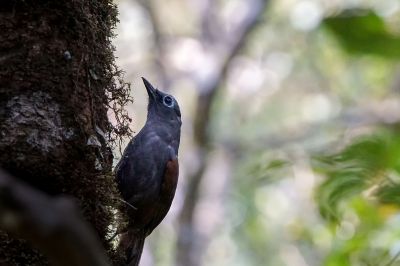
[142,77,156,101]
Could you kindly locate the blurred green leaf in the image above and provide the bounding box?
[264,159,289,170]
[322,9,400,58]
[324,197,385,266]
[316,168,367,222]
[377,184,400,205]
[254,159,290,183]
[314,130,400,222]
[243,154,290,185]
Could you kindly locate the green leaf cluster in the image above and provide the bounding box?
[315,129,400,223]
[323,9,400,59]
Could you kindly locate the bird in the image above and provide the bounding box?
[115,78,181,266]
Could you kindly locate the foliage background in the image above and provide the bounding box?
[112,0,400,265]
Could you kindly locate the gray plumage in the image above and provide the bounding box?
[115,78,181,266]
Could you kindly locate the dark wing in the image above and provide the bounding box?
[114,136,137,184]
[114,138,137,201]
[115,132,167,203]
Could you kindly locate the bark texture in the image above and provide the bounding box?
[0,1,129,265]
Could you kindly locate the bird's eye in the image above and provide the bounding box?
[163,95,174,107]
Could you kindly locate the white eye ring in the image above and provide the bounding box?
[163,95,174,107]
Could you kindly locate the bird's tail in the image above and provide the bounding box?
[117,229,146,266]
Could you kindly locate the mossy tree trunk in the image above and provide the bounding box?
[0,1,130,265]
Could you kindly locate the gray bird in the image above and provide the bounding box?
[115,78,181,266]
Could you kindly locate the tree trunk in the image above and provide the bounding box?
[0,1,129,264]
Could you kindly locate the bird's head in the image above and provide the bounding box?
[142,77,182,127]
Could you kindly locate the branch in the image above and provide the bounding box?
[0,169,110,266]
[137,0,171,89]
[199,0,222,44]
[222,99,400,154]
[176,1,270,265]
[194,0,269,145]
